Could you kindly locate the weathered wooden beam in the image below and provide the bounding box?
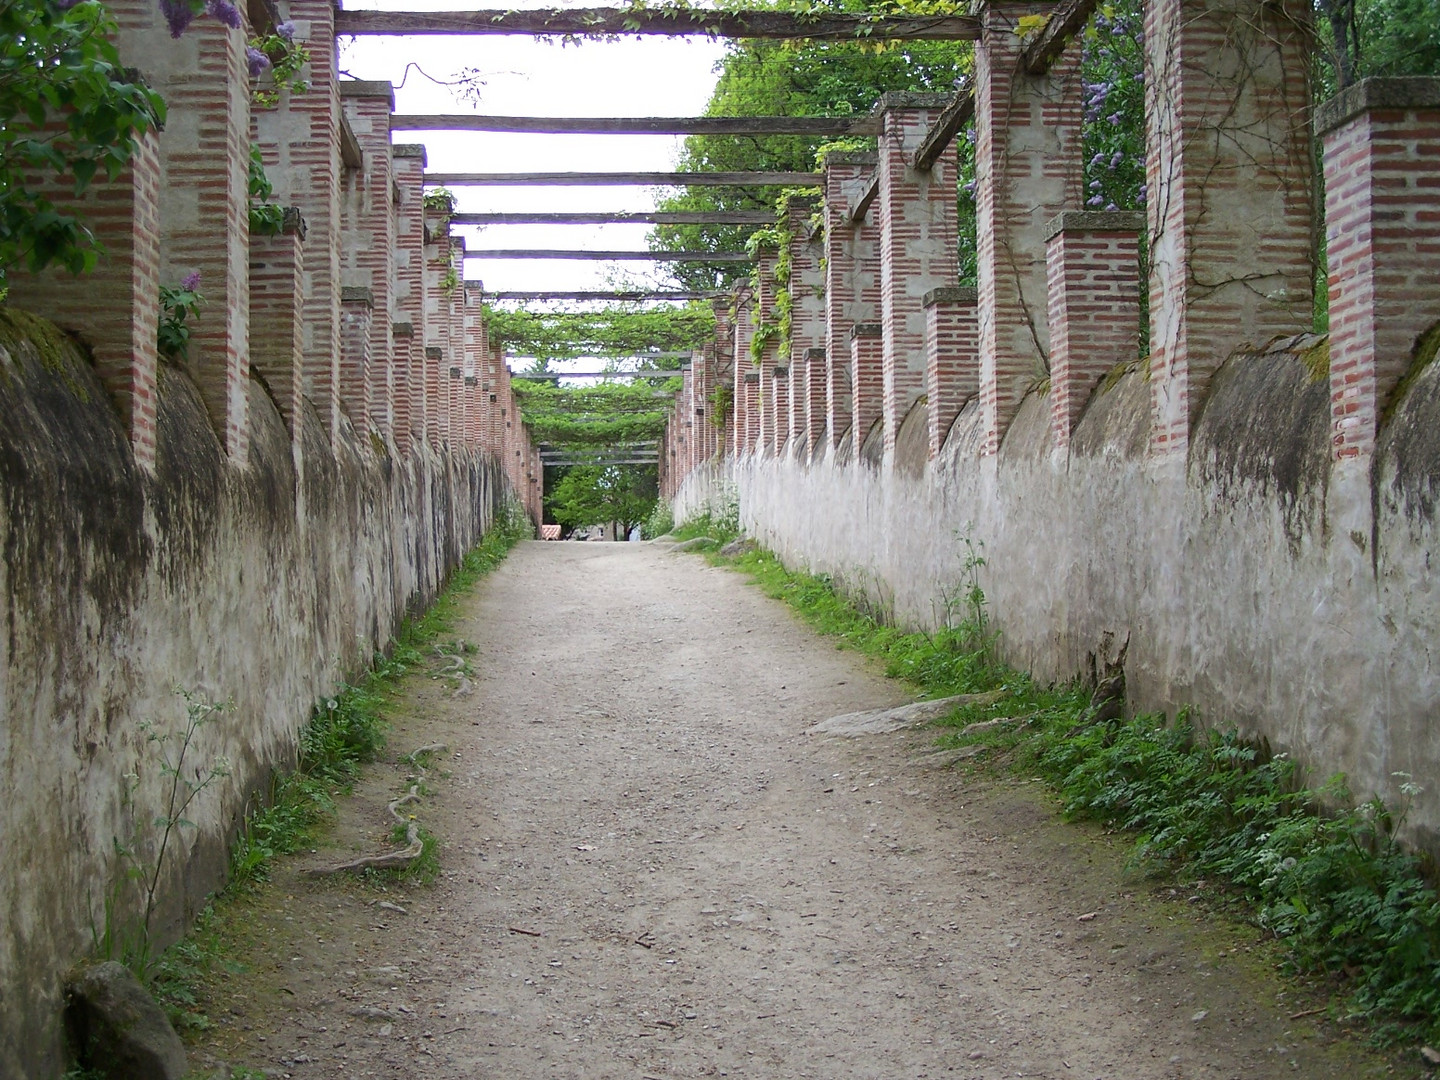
[911,91,974,171]
[451,211,774,226]
[514,370,682,378]
[540,459,661,467]
[846,171,880,223]
[391,114,854,136]
[487,290,717,301]
[464,249,751,262]
[427,170,821,187]
[336,8,982,40]
[1022,0,1101,74]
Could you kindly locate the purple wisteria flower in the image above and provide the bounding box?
[1086,194,1104,207]
[275,20,296,40]
[53,0,85,10]
[160,0,198,38]
[205,0,241,29]
[247,46,271,77]
[181,271,202,291]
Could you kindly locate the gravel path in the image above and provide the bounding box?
[190,541,1405,1080]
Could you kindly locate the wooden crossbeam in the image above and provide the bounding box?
[488,290,718,301]
[425,170,821,187]
[512,370,682,378]
[463,249,751,262]
[911,91,975,171]
[391,115,853,136]
[451,211,774,226]
[847,172,880,223]
[336,8,981,40]
[1022,0,1101,74]
[541,459,660,467]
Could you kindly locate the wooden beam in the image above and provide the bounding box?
[464,249,751,262]
[336,8,981,40]
[426,170,821,187]
[487,290,717,301]
[1022,0,1101,74]
[451,211,774,226]
[515,371,681,379]
[846,171,880,223]
[391,114,853,136]
[911,91,974,171]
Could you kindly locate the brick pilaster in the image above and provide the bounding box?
[1317,77,1440,461]
[785,196,826,458]
[805,347,829,453]
[339,81,396,440]
[850,323,884,458]
[1145,0,1315,455]
[822,150,877,451]
[975,0,1084,456]
[923,286,979,459]
[1044,212,1143,449]
[871,93,960,466]
[339,287,374,438]
[392,145,429,446]
[253,0,340,445]
[5,129,163,469]
[391,321,416,445]
[247,214,306,444]
[773,363,791,452]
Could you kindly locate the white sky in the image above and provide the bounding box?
[338,2,730,299]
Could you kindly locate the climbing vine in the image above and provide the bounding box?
[511,379,676,446]
[484,303,715,363]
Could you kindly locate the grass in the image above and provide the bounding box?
[144,501,530,1033]
[683,516,1440,1048]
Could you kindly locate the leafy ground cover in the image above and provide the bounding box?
[671,513,1440,1049]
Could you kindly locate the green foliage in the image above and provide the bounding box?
[485,303,714,363]
[708,382,734,428]
[513,378,675,446]
[246,144,286,236]
[0,0,165,279]
[1316,0,1440,92]
[248,26,310,109]
[547,463,657,537]
[650,33,965,289]
[157,276,204,361]
[643,501,674,539]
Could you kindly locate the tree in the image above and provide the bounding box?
[0,0,165,279]
[547,463,657,539]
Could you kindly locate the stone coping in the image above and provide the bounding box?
[743,371,760,383]
[1316,76,1440,135]
[1044,210,1145,242]
[773,366,789,377]
[805,346,827,359]
[392,321,414,338]
[923,286,978,308]
[393,143,428,162]
[850,323,883,340]
[338,80,396,107]
[820,149,877,168]
[340,286,374,307]
[425,346,443,360]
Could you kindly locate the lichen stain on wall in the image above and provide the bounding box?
[0,309,508,1077]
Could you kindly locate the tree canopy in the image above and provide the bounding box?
[485,302,714,364]
[546,463,657,538]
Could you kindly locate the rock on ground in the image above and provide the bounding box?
[67,961,187,1080]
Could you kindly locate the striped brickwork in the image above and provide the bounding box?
[923,287,979,460]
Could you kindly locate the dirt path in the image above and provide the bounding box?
[189,541,1410,1080]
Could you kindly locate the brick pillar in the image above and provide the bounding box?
[752,248,781,454]
[1318,77,1440,462]
[923,287,979,459]
[392,321,416,446]
[463,282,489,446]
[694,343,716,462]
[1145,0,1315,456]
[850,323,884,458]
[449,237,468,443]
[805,347,828,453]
[1045,212,1143,449]
[485,345,506,456]
[786,196,826,458]
[823,150,878,450]
[872,93,960,465]
[4,130,162,469]
[339,81,396,440]
[424,201,456,444]
[974,0,1084,457]
[109,0,250,461]
[773,363,791,452]
[339,287,374,437]
[742,370,761,454]
[392,145,429,446]
[253,0,341,444]
[730,289,755,455]
[248,213,306,444]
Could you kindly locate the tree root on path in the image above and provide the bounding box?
[306,744,448,876]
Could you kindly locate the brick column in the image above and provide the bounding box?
[253,0,341,444]
[924,287,979,459]
[339,81,396,440]
[1318,77,1440,462]
[392,145,429,446]
[4,130,162,469]
[339,287,374,437]
[872,93,960,466]
[1044,212,1144,449]
[823,150,878,451]
[485,345,506,457]
[1145,0,1315,456]
[974,0,1084,457]
[784,197,825,458]
[752,248,780,454]
[449,237,468,443]
[773,363,791,452]
[805,347,829,453]
[247,213,306,444]
[109,0,250,461]
[464,282,489,446]
[392,321,416,446]
[850,323,884,458]
[730,289,756,456]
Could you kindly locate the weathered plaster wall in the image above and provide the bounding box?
[674,336,1440,850]
[0,309,512,1076]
